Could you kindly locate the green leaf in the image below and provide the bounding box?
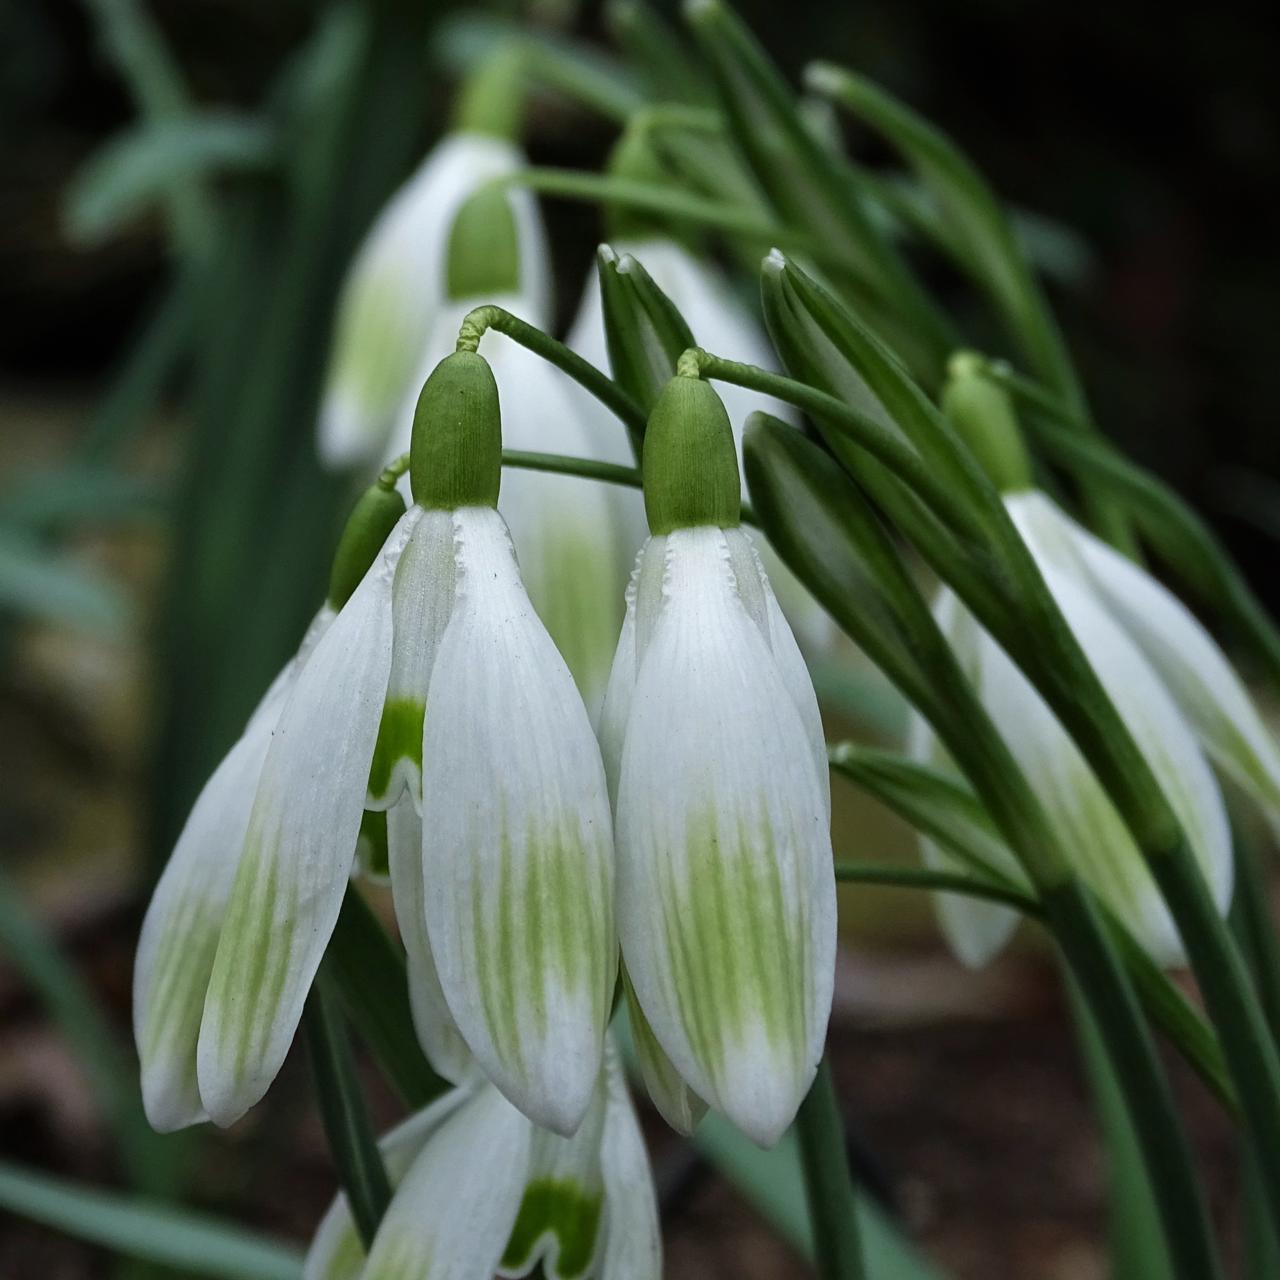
[0,530,128,632]
[829,745,1033,894]
[325,889,448,1110]
[0,466,166,531]
[806,62,1081,410]
[0,870,179,1193]
[64,114,275,246]
[0,1160,303,1280]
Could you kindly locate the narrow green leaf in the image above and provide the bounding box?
[1,467,166,531]
[65,115,275,246]
[0,1160,303,1280]
[325,889,448,1110]
[304,972,391,1246]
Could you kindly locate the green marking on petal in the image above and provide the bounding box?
[367,697,425,802]
[329,270,423,420]
[314,1220,365,1280]
[363,1232,432,1280]
[658,804,809,1084]
[472,810,612,1065]
[500,1178,604,1279]
[357,808,390,878]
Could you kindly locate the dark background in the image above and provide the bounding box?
[0,2,1274,1276]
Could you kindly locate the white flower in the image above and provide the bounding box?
[132,606,335,1132]
[317,133,547,468]
[384,306,629,718]
[565,237,837,654]
[1008,490,1280,828]
[601,524,835,1146]
[909,571,1233,968]
[303,1041,661,1280]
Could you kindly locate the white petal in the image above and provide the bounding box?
[303,1087,473,1280]
[319,134,541,469]
[359,1083,532,1280]
[134,672,287,1130]
[598,1040,662,1280]
[197,522,409,1126]
[1012,492,1280,822]
[623,969,706,1137]
[386,796,471,1083]
[367,506,450,810]
[616,527,836,1146]
[421,508,617,1135]
[906,593,1021,968]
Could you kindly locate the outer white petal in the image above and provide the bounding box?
[421,508,617,1135]
[319,134,542,468]
[196,521,409,1126]
[358,1083,532,1280]
[599,539,666,803]
[598,1040,662,1280]
[623,969,706,1137]
[304,1085,474,1280]
[489,335,631,719]
[366,506,449,810]
[386,796,471,1083]
[1011,492,1280,822]
[616,527,835,1146]
[906,591,1021,968]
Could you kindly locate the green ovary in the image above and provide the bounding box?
[501,1179,604,1279]
[657,808,808,1082]
[367,697,425,801]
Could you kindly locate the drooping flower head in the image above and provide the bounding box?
[134,480,407,1131]
[909,357,1248,967]
[601,371,836,1146]
[304,1041,660,1280]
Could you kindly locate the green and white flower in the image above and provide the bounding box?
[304,1041,660,1280]
[1007,489,1280,829]
[909,573,1233,968]
[133,607,335,1132]
[601,376,835,1147]
[317,133,547,469]
[196,354,616,1135]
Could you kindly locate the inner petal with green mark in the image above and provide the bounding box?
[366,696,425,808]
[500,1178,604,1280]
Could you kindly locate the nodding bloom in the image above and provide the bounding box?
[133,483,405,1132]
[373,180,626,716]
[908,361,1239,968]
[156,353,614,1136]
[303,1041,660,1280]
[565,237,837,656]
[318,98,547,469]
[600,375,835,1147]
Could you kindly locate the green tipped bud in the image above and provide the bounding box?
[642,374,740,533]
[327,481,407,608]
[942,351,1032,494]
[452,42,526,140]
[410,351,502,511]
[446,184,520,300]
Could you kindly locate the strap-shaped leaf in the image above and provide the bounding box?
[0,1160,302,1280]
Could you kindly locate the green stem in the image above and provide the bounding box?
[834,861,1038,915]
[795,1060,865,1280]
[458,304,647,441]
[1041,880,1224,1280]
[304,970,391,1248]
[1233,831,1280,1040]
[503,450,641,490]
[501,169,845,267]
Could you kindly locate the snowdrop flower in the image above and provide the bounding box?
[377,186,625,715]
[198,352,616,1134]
[907,359,1238,968]
[318,47,547,469]
[134,482,406,1131]
[600,373,835,1146]
[566,239,836,655]
[304,1042,660,1280]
